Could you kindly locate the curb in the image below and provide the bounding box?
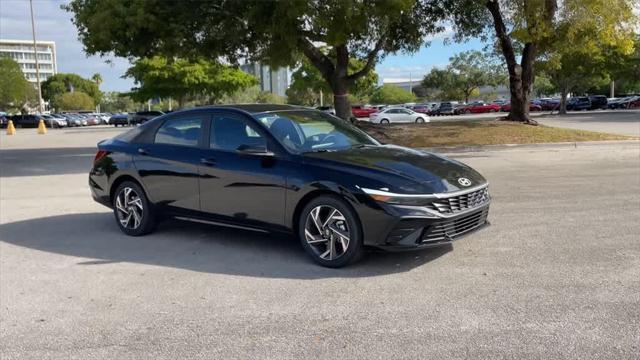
[422,140,640,154]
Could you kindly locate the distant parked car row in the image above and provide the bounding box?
[0,110,170,129]
[345,94,639,120]
[0,112,114,128]
[607,96,640,109]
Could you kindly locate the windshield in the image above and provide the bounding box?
[254,110,379,153]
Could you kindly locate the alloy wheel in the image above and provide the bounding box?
[304,205,350,261]
[115,187,144,229]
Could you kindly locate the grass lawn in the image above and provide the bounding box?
[357,120,633,148]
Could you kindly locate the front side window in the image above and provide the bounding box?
[210,115,266,151]
[254,110,379,153]
[154,116,202,147]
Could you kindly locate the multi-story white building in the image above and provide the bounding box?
[241,62,289,97]
[0,39,57,84]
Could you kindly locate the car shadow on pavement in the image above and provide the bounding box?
[0,213,452,279]
[0,147,96,177]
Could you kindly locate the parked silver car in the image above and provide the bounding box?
[369,107,430,124]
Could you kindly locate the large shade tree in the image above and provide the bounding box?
[41,73,102,105]
[0,58,37,111]
[65,0,448,120]
[124,56,257,108]
[422,50,503,102]
[54,91,95,111]
[446,0,637,124]
[287,54,379,106]
[538,2,637,113]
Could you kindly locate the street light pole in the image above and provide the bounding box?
[29,0,45,119]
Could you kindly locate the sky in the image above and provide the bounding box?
[1,0,485,92]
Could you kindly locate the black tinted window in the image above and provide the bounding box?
[210,115,265,151]
[154,116,202,147]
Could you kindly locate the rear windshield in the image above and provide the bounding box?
[114,126,144,142]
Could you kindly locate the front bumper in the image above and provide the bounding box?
[357,193,491,250]
[376,204,490,251]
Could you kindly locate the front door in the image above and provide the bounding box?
[198,111,287,229]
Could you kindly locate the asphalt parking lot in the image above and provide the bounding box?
[1,126,639,359]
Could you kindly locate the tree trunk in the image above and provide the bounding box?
[332,45,353,120]
[486,0,539,125]
[333,91,351,120]
[297,38,379,121]
[559,86,568,115]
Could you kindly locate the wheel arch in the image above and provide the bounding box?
[109,174,145,204]
[290,186,363,235]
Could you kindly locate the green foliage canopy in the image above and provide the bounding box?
[370,84,417,104]
[445,0,638,121]
[0,58,37,111]
[54,91,95,111]
[124,56,257,107]
[535,0,638,111]
[41,73,102,105]
[287,55,379,106]
[422,50,503,102]
[65,0,448,119]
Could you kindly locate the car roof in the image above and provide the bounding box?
[163,104,314,116]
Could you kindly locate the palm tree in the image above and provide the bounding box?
[91,73,103,113]
[91,73,103,87]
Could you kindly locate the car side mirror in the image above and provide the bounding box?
[236,144,274,156]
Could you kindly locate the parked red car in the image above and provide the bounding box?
[460,101,502,114]
[351,105,378,118]
[500,101,543,112]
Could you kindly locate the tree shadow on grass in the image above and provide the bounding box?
[0,213,452,279]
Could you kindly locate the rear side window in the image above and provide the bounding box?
[154,116,203,147]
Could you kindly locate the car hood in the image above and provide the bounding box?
[304,145,487,194]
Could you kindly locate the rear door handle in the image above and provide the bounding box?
[138,148,149,155]
[200,157,217,166]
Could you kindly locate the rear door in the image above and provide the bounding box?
[133,113,205,212]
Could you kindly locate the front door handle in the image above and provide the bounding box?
[200,157,217,166]
[138,147,149,155]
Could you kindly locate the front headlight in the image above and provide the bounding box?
[361,188,435,206]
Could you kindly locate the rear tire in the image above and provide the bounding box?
[113,181,156,236]
[298,195,363,268]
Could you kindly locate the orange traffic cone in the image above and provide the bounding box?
[37,119,47,134]
[6,120,16,135]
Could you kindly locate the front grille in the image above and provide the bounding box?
[420,207,489,244]
[426,187,489,215]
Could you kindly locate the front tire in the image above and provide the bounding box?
[380,119,390,125]
[113,181,156,236]
[298,195,363,268]
[415,117,425,123]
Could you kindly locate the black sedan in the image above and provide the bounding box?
[89,104,490,267]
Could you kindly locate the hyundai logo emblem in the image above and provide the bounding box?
[458,177,472,187]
